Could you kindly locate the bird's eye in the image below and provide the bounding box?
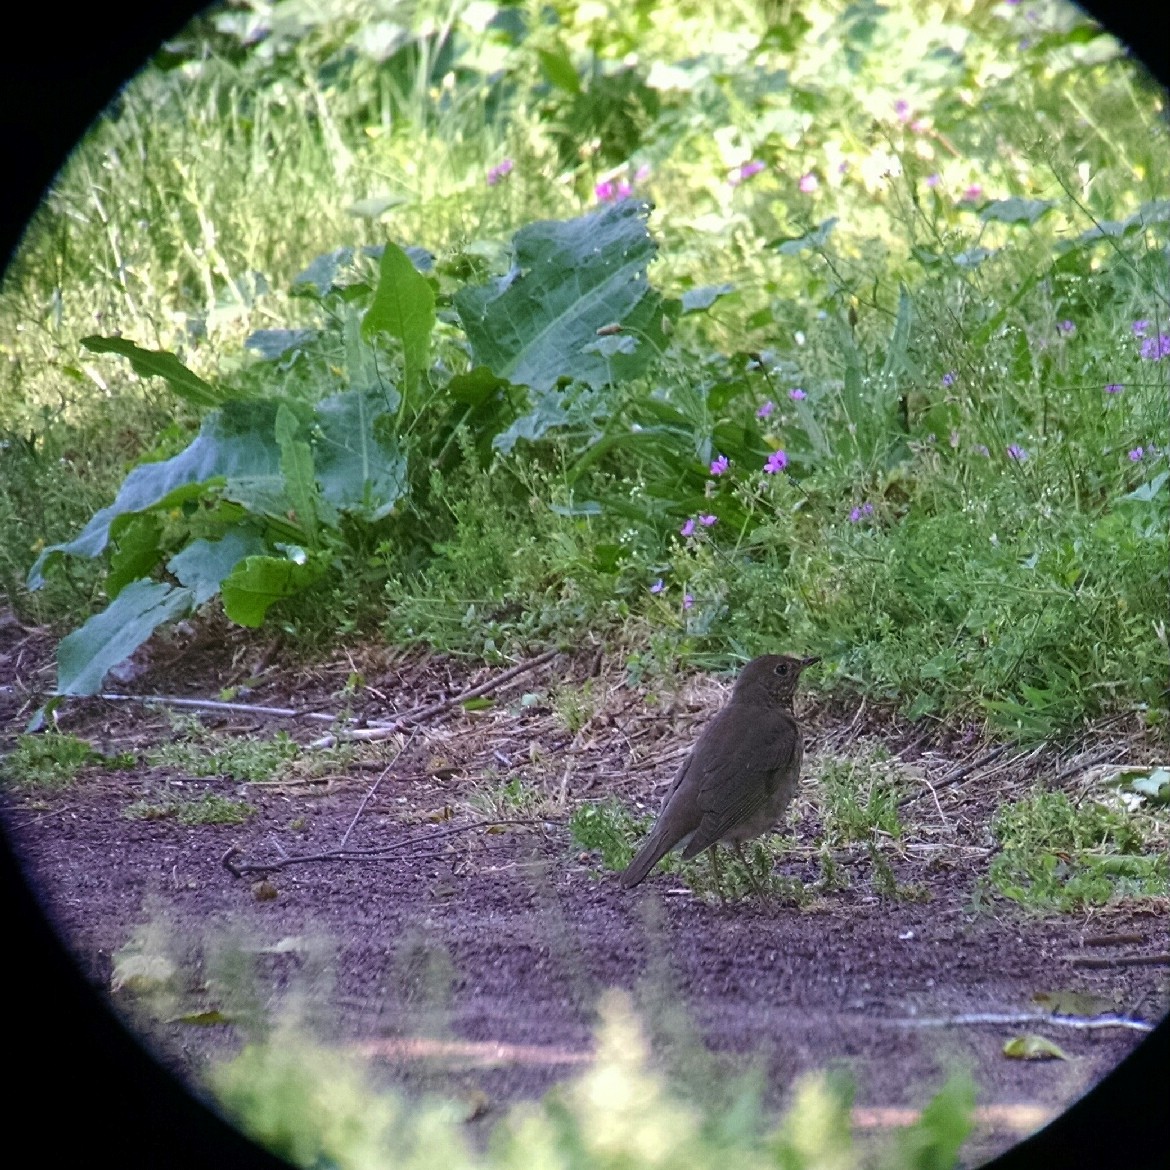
[774,663,788,675]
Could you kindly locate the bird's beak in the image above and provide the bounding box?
[800,656,821,668]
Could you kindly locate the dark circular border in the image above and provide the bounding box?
[0,2,1166,1167]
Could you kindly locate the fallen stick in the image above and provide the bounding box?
[95,691,394,727]
[883,1011,1153,1033]
[1064,953,1170,970]
[309,648,560,748]
[221,816,560,877]
[337,726,418,850]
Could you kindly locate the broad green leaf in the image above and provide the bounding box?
[1120,470,1168,503]
[770,218,837,255]
[1002,1034,1069,1061]
[81,336,226,407]
[453,201,674,393]
[880,286,914,383]
[244,329,318,361]
[291,245,382,298]
[27,399,288,588]
[313,388,407,521]
[537,46,580,93]
[681,284,736,313]
[57,579,195,695]
[448,366,512,406]
[167,527,267,606]
[275,404,320,543]
[106,513,165,598]
[362,241,436,407]
[221,551,329,628]
[979,198,1054,225]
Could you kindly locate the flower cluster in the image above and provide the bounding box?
[486,158,513,186]
[764,450,788,474]
[1140,333,1170,361]
[848,502,874,523]
[1007,444,1028,461]
[595,164,651,204]
[710,454,730,476]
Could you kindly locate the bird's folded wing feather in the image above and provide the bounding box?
[680,708,798,857]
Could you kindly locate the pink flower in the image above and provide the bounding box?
[757,400,775,418]
[616,181,633,199]
[486,158,514,186]
[635,163,652,182]
[699,514,717,527]
[798,173,819,193]
[925,173,941,188]
[595,180,616,202]
[680,518,696,538]
[764,450,788,474]
[710,454,730,476]
[894,99,912,123]
[789,388,806,401]
[961,184,983,202]
[730,159,765,186]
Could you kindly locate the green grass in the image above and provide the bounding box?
[147,719,302,784]
[987,788,1169,910]
[0,732,99,786]
[125,792,256,825]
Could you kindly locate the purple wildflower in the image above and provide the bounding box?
[680,518,696,538]
[650,578,665,594]
[731,159,766,187]
[975,444,990,457]
[910,119,928,133]
[1007,444,1028,461]
[699,514,717,527]
[710,454,730,476]
[941,371,956,387]
[1140,333,1170,361]
[486,158,514,186]
[925,173,941,188]
[616,181,633,199]
[789,388,806,401]
[961,184,983,202]
[1057,319,1075,337]
[756,400,776,419]
[1104,383,1124,394]
[683,593,694,610]
[764,450,789,474]
[894,99,912,123]
[1129,447,1144,462]
[1132,320,1150,338]
[798,172,819,193]
[635,163,652,183]
[595,180,616,202]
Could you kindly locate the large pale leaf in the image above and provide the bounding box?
[28,400,287,588]
[81,336,226,407]
[167,527,267,606]
[57,579,195,695]
[313,389,407,521]
[275,403,320,543]
[453,200,674,393]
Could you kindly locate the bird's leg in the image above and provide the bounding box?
[733,841,766,898]
[707,845,727,902]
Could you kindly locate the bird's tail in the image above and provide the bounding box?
[620,827,675,888]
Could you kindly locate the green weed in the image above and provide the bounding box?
[148,722,301,784]
[124,792,255,825]
[817,750,904,845]
[1,732,98,787]
[988,789,1168,910]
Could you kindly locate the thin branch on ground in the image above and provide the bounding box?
[309,649,560,748]
[338,727,418,849]
[884,1011,1154,1033]
[1064,952,1170,969]
[221,816,562,877]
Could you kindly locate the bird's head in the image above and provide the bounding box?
[732,653,819,705]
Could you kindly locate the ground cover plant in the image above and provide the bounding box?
[2,0,1168,1165]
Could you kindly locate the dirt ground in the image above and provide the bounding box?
[2,614,1167,1166]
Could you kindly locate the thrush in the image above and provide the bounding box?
[620,653,818,892]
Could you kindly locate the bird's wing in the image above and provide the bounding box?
[680,707,799,857]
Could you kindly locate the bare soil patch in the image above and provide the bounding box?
[2,616,1167,1165]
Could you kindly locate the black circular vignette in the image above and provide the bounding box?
[0,1,1165,1168]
